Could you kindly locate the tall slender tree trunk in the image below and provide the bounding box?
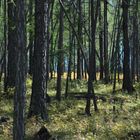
[99,0,104,80]
[122,0,133,92]
[13,0,26,139]
[91,0,96,81]
[85,0,99,115]
[6,0,17,90]
[28,0,48,120]
[104,0,110,83]
[134,0,139,82]
[56,0,64,101]
[3,0,7,92]
[46,1,51,80]
[28,0,34,75]
[77,0,82,80]
[50,3,54,79]
[73,37,76,80]
[65,26,72,98]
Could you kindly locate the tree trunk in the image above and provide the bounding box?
[104,0,110,83]
[13,0,26,139]
[28,0,48,120]
[6,0,17,89]
[3,0,7,92]
[91,0,96,81]
[77,0,82,80]
[85,0,99,115]
[134,0,139,82]
[99,0,104,80]
[28,0,34,75]
[122,0,133,92]
[56,0,64,101]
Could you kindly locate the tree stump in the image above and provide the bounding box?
[33,126,53,140]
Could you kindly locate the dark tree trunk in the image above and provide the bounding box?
[122,0,133,92]
[133,0,139,82]
[50,29,53,79]
[104,0,110,84]
[65,27,72,98]
[99,0,104,80]
[6,0,17,89]
[46,1,51,80]
[113,17,122,93]
[13,0,26,139]
[28,0,34,76]
[85,0,99,115]
[28,0,48,120]
[3,0,7,92]
[90,0,96,81]
[50,4,55,79]
[56,0,64,101]
[73,37,76,80]
[77,0,82,80]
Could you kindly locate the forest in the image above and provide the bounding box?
[0,0,140,140]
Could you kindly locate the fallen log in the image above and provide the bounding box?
[67,92,107,102]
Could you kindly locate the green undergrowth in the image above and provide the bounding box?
[0,78,140,140]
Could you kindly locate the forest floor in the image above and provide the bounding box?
[0,78,140,140]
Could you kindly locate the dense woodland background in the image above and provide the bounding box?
[0,0,140,140]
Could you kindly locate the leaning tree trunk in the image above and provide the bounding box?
[122,0,133,92]
[13,0,26,139]
[28,0,48,120]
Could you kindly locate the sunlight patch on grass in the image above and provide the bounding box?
[0,79,140,139]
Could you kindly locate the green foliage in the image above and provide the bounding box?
[0,79,140,139]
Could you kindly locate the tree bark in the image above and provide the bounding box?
[90,0,96,81]
[104,0,110,83]
[56,0,64,101]
[85,0,99,115]
[28,0,34,75]
[28,0,48,120]
[6,0,17,89]
[99,0,104,80]
[77,0,82,80]
[122,0,133,92]
[13,0,26,139]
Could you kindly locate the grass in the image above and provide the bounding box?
[0,78,140,140]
